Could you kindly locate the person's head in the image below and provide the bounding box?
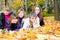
[29,12,37,23]
[33,5,42,15]
[32,5,43,19]
[18,8,24,18]
[3,6,10,15]
[9,14,18,25]
[10,14,17,20]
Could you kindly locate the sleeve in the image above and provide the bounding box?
[37,17,40,26]
[18,20,23,29]
[0,14,3,29]
[33,17,40,28]
[23,19,29,29]
[5,20,10,30]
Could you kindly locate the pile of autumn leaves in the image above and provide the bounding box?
[0,16,60,40]
[0,27,60,40]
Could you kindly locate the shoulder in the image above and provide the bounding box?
[24,18,30,24]
[9,11,16,16]
[24,18,29,21]
[0,12,3,14]
[0,13,4,17]
[36,17,39,20]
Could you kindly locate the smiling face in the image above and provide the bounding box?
[3,7,10,15]
[18,11,24,18]
[4,10,10,15]
[35,7,40,15]
[30,16,36,23]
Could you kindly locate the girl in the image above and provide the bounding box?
[23,12,40,29]
[9,14,19,31]
[18,8,25,29]
[32,5,45,26]
[1,7,13,30]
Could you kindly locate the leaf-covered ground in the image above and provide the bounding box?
[44,16,60,27]
[0,16,60,40]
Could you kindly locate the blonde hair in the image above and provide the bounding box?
[18,8,27,18]
[3,6,10,11]
[18,8,24,13]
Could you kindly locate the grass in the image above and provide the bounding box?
[43,13,54,17]
[42,11,54,17]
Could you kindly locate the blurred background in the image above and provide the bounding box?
[0,0,60,40]
[0,0,60,21]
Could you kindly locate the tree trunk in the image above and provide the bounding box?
[25,0,28,11]
[54,0,60,21]
[5,0,7,6]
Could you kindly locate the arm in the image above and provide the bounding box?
[33,17,40,28]
[37,17,40,26]
[23,18,29,29]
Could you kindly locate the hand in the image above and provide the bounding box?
[22,18,25,23]
[11,19,18,23]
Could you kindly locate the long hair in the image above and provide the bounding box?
[3,6,10,12]
[18,8,24,14]
[18,8,27,18]
[9,14,18,26]
[32,5,43,20]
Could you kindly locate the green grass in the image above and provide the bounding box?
[43,13,54,17]
[42,11,54,17]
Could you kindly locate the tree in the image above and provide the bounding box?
[44,0,54,14]
[27,0,44,12]
[54,0,60,21]
[5,0,7,6]
[8,0,23,10]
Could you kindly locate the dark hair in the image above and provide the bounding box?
[9,14,18,26]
